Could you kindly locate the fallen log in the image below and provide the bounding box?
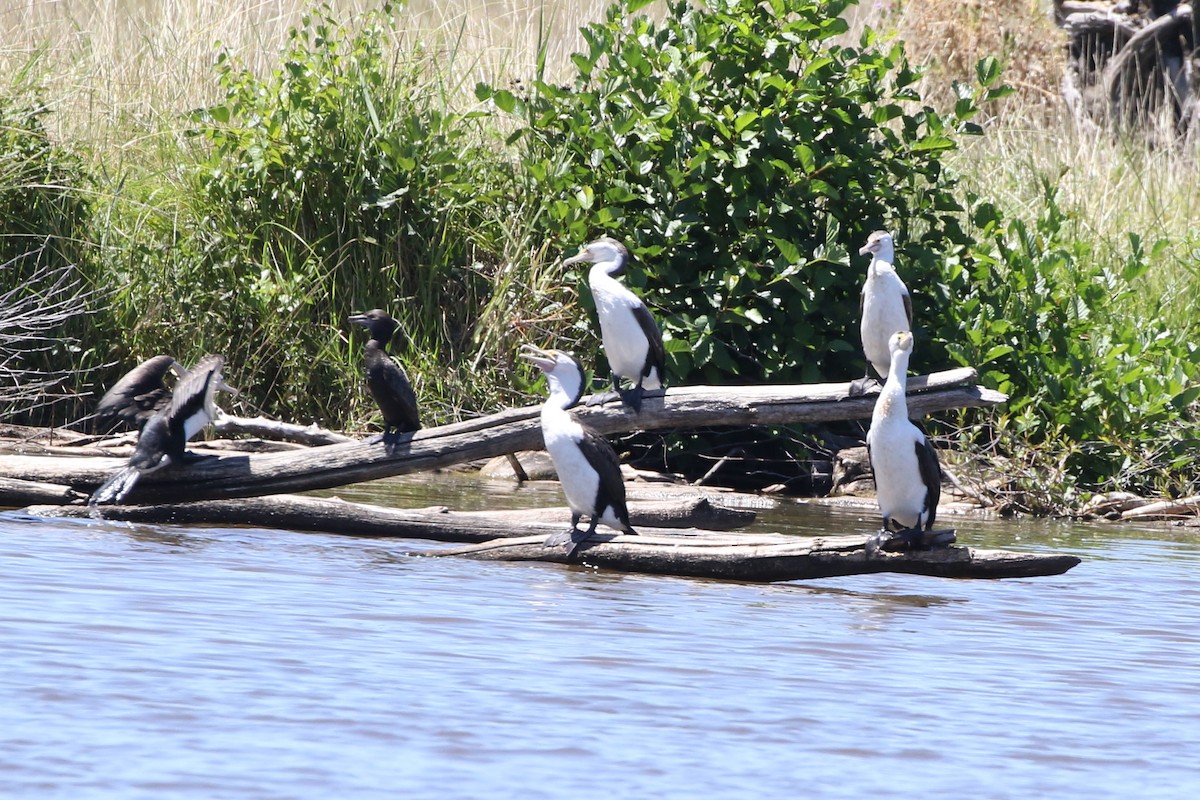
[22,495,1079,582]
[0,477,88,506]
[420,532,1081,582]
[0,368,1005,505]
[26,493,754,540]
[212,414,355,446]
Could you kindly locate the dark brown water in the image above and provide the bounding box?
[2,474,1198,798]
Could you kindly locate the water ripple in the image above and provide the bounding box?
[1,494,1199,799]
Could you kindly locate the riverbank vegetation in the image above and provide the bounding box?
[2,0,1198,512]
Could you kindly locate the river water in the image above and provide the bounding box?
[1,475,1197,799]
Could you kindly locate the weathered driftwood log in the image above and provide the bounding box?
[213,414,355,446]
[26,493,755,540]
[0,477,87,506]
[23,496,1079,582]
[421,532,1082,582]
[0,369,1004,505]
[1119,494,1200,521]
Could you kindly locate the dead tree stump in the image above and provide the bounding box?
[1055,0,1198,138]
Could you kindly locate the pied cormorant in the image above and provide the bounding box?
[90,354,236,505]
[519,344,637,556]
[348,309,421,449]
[865,331,942,548]
[853,230,911,397]
[563,237,665,412]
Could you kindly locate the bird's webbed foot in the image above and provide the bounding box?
[585,390,621,407]
[542,526,592,559]
[618,385,645,413]
[178,450,217,464]
[876,528,957,552]
[847,376,880,399]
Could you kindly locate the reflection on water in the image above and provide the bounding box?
[2,474,1198,799]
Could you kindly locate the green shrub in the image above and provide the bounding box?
[478,0,1005,384]
[938,182,1200,496]
[168,1,508,424]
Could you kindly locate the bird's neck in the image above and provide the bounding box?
[366,338,389,356]
[545,374,583,412]
[868,254,894,279]
[876,352,910,419]
[589,260,624,285]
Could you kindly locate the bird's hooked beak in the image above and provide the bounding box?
[561,246,592,267]
[858,240,877,257]
[518,343,557,374]
[347,313,370,327]
[216,375,240,397]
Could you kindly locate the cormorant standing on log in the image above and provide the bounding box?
[90,354,236,506]
[520,344,637,556]
[92,355,186,434]
[853,230,911,397]
[563,237,665,412]
[865,331,942,550]
[348,309,421,449]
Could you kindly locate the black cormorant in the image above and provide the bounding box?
[348,309,421,448]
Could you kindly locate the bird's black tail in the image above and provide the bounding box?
[89,466,141,507]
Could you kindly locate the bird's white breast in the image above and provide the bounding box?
[861,268,910,379]
[590,276,655,383]
[867,415,929,529]
[541,407,601,516]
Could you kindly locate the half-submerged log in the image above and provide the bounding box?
[422,532,1081,582]
[27,493,754,541]
[0,368,1005,506]
[24,496,1079,581]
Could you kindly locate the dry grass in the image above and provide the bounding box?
[2,0,613,145]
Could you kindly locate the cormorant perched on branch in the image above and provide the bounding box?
[853,230,912,397]
[348,309,420,449]
[563,237,665,412]
[865,331,942,550]
[90,354,236,506]
[520,344,636,557]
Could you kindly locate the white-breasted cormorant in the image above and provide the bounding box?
[563,237,665,412]
[853,230,911,397]
[520,344,637,556]
[348,309,421,449]
[92,354,186,434]
[89,354,236,505]
[865,331,941,548]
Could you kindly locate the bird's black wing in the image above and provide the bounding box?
[374,355,421,433]
[902,291,913,330]
[578,423,632,531]
[166,355,224,424]
[915,435,942,530]
[631,303,666,383]
[94,354,178,431]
